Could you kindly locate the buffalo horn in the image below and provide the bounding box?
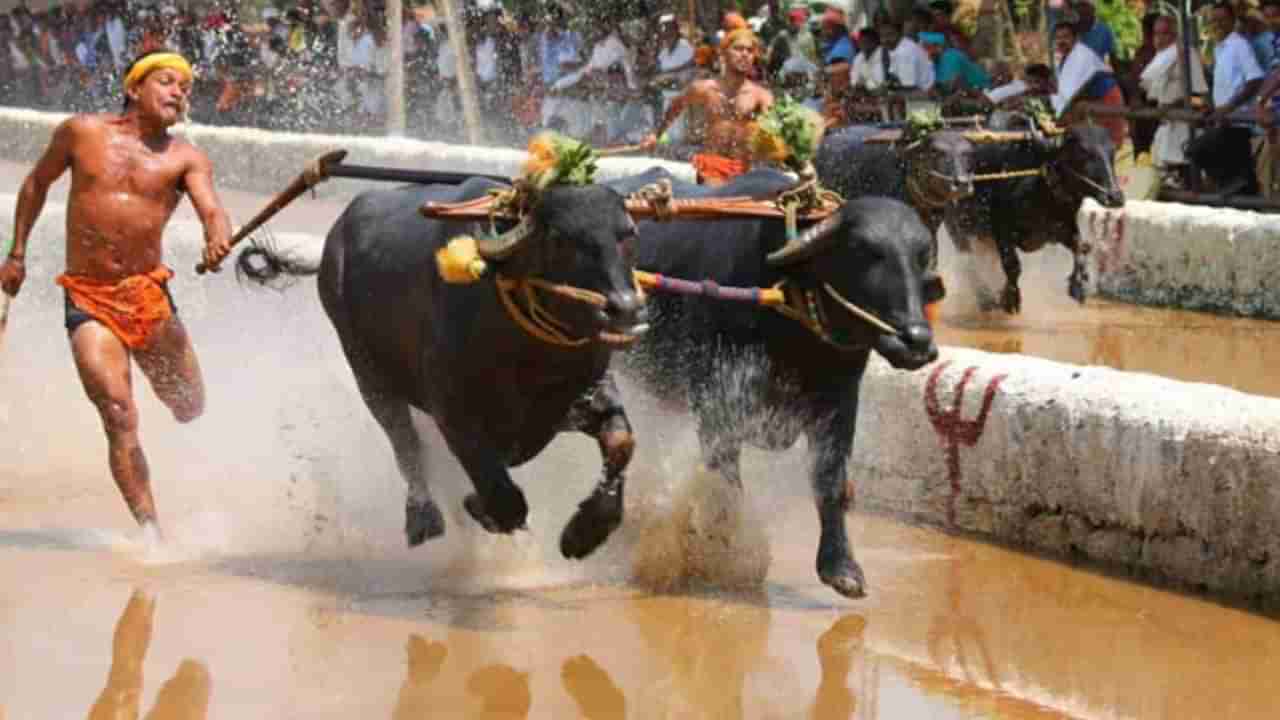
[476,215,535,259]
[766,213,844,266]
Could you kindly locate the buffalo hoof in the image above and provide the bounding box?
[1068,277,1087,305]
[560,483,623,560]
[818,552,867,599]
[974,286,999,312]
[406,497,445,547]
[1000,285,1022,315]
[463,490,529,535]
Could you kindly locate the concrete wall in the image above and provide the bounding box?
[854,349,1280,606]
[0,108,696,201]
[1080,197,1280,320]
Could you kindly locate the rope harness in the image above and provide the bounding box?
[423,175,901,351]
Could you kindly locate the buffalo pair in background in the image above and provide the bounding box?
[817,119,1124,314]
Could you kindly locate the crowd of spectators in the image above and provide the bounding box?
[2,0,1280,199]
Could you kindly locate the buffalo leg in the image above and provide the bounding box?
[1068,245,1089,304]
[559,373,634,559]
[319,253,443,546]
[697,419,743,488]
[809,402,866,599]
[995,236,1022,314]
[443,432,530,535]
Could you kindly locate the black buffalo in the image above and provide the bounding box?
[945,122,1126,313]
[608,168,943,598]
[815,125,975,249]
[238,177,648,560]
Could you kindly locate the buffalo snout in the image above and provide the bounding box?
[1101,189,1126,209]
[601,291,649,335]
[875,320,939,369]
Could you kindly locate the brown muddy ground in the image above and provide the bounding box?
[2,168,1279,718]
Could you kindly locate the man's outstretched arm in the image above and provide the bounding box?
[182,148,233,273]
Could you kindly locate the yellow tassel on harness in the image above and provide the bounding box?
[435,236,488,284]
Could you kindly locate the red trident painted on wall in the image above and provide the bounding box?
[924,361,1008,525]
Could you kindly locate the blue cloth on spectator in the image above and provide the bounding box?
[935,47,992,90]
[823,35,854,66]
[1080,20,1115,60]
[1082,71,1117,99]
[1253,30,1277,71]
[540,31,581,85]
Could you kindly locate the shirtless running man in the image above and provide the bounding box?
[0,49,233,541]
[641,28,774,185]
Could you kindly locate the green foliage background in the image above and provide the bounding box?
[1095,0,1143,60]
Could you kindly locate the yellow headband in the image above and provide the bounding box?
[124,53,193,92]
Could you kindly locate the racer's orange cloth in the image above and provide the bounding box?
[56,266,175,349]
[692,153,749,186]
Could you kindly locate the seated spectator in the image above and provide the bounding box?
[919,32,990,94]
[1140,14,1207,184]
[928,0,974,57]
[982,62,1054,109]
[1071,0,1115,63]
[1052,19,1127,148]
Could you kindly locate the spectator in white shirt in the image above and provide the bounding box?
[867,22,934,92]
[1190,2,1264,194]
[1139,15,1207,172]
[654,15,695,143]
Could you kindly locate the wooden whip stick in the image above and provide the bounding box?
[0,293,10,348]
[195,149,348,275]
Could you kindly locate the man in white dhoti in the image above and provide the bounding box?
[1139,15,1207,182]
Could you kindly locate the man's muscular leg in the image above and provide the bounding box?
[70,322,159,528]
[134,316,205,423]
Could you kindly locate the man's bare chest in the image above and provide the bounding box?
[74,138,185,199]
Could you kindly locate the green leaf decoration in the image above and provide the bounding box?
[903,107,945,145]
[752,95,826,172]
[522,132,599,190]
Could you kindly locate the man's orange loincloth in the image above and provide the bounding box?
[57,266,176,349]
[692,153,749,186]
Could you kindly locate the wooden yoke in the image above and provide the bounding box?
[420,189,842,223]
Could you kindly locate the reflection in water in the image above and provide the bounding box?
[937,299,1280,397]
[811,614,869,720]
[86,590,212,720]
[628,594,771,719]
[925,552,1000,693]
[561,655,626,720]
[391,635,448,720]
[466,664,531,719]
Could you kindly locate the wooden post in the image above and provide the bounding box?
[439,0,484,145]
[385,0,405,135]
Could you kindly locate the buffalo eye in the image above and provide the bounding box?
[923,274,946,304]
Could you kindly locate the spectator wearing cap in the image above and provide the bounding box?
[848,26,879,91]
[1051,19,1128,148]
[1071,0,1115,63]
[817,5,855,99]
[919,31,990,94]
